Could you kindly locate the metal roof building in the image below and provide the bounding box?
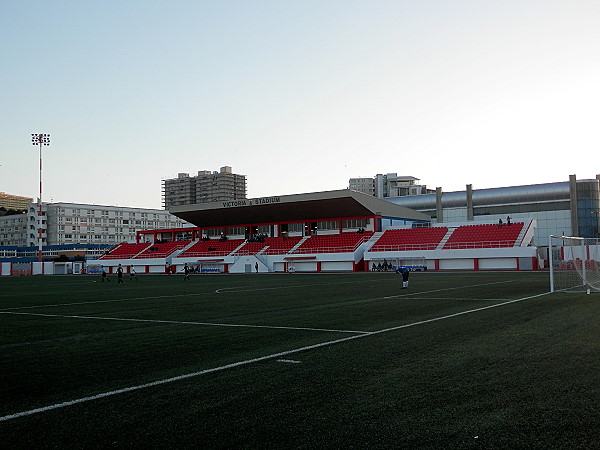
[387,175,600,246]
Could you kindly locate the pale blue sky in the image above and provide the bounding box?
[2,0,599,209]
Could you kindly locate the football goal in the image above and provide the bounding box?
[549,235,600,293]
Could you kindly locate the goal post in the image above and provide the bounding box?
[549,235,600,293]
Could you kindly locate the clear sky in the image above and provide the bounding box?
[1,0,599,209]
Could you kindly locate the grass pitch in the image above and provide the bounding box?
[1,271,599,448]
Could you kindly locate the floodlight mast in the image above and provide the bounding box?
[31,133,50,263]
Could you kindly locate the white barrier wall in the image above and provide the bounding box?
[295,262,318,272]
[321,261,353,272]
[478,258,518,270]
[439,259,474,270]
[229,256,268,274]
[32,262,54,275]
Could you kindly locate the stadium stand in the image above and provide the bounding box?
[98,242,151,260]
[134,240,191,259]
[443,223,524,249]
[370,227,448,251]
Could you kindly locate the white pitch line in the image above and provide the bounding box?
[404,297,509,302]
[373,292,550,335]
[0,332,368,423]
[0,278,380,311]
[0,280,510,312]
[0,292,209,312]
[0,311,371,335]
[0,289,551,423]
[381,280,513,299]
[214,279,374,294]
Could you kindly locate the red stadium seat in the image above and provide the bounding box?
[178,239,243,257]
[134,240,191,259]
[370,228,448,251]
[262,237,303,255]
[293,232,374,254]
[443,223,524,249]
[98,242,151,260]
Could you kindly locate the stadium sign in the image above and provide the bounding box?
[222,196,281,208]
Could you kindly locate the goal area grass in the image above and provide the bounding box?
[1,271,599,448]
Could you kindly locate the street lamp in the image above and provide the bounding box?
[31,133,50,263]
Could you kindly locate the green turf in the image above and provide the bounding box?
[1,272,599,448]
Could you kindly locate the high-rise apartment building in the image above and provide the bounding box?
[349,174,434,198]
[348,178,375,196]
[0,192,33,211]
[162,166,247,208]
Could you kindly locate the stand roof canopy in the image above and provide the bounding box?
[169,189,430,228]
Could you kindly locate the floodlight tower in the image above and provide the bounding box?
[31,133,50,262]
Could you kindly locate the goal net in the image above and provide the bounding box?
[549,235,600,293]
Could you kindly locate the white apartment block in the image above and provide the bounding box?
[350,174,434,198]
[348,177,375,196]
[0,202,193,248]
[0,213,28,247]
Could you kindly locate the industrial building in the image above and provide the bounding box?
[387,175,600,246]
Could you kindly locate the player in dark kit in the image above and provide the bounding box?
[101,266,110,282]
[117,264,124,285]
[396,266,410,289]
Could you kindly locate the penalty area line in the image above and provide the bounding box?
[0,292,211,312]
[0,311,370,335]
[382,280,513,300]
[0,289,552,423]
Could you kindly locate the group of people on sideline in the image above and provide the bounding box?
[372,260,393,271]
